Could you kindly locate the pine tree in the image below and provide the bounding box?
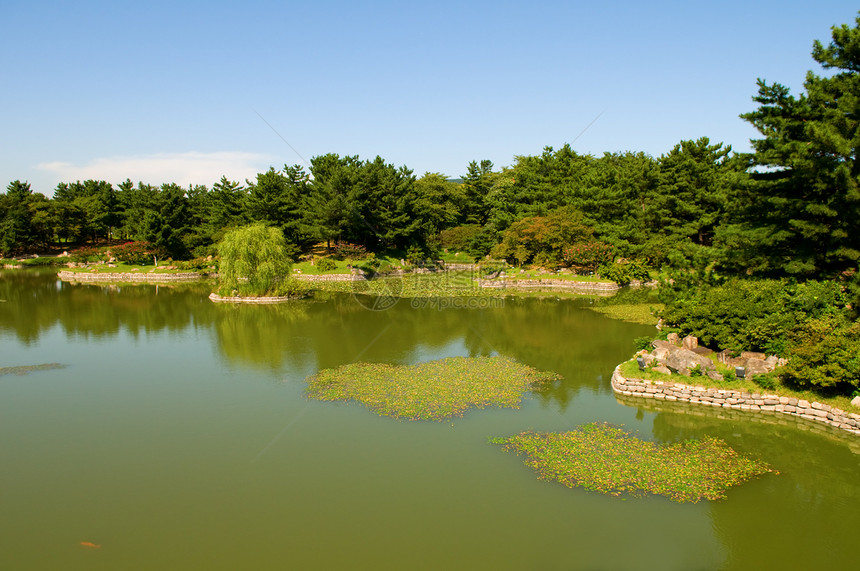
[726,14,860,277]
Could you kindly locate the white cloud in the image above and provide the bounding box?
[36,151,275,188]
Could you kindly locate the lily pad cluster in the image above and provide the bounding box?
[304,356,559,421]
[492,422,776,503]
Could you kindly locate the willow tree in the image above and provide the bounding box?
[217,223,294,297]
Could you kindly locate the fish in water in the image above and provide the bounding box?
[79,542,101,548]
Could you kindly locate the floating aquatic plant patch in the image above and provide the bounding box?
[492,423,775,502]
[0,363,67,377]
[305,356,560,421]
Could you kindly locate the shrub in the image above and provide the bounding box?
[316,257,337,272]
[405,245,426,265]
[597,259,650,285]
[362,253,381,270]
[331,242,367,260]
[780,317,860,394]
[633,336,653,352]
[69,246,104,263]
[562,240,614,271]
[659,279,848,355]
[440,224,482,251]
[110,241,152,265]
[752,372,778,391]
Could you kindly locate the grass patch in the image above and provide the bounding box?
[293,259,356,275]
[1,256,63,267]
[492,422,776,502]
[0,363,67,376]
[588,303,664,325]
[305,356,560,421]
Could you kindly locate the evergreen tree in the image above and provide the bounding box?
[725,14,860,277]
[0,180,34,255]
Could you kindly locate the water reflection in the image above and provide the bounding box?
[1,270,651,413]
[3,270,860,569]
[620,395,860,570]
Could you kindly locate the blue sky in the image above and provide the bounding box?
[1,0,857,194]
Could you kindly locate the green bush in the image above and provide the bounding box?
[217,223,293,297]
[780,317,860,393]
[562,240,614,272]
[597,260,650,285]
[331,242,367,260]
[633,336,653,352]
[405,245,425,265]
[659,279,847,354]
[752,372,778,391]
[69,246,104,263]
[111,241,152,265]
[440,225,482,252]
[316,257,337,272]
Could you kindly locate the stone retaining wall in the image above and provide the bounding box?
[480,278,621,293]
[294,273,364,282]
[58,270,204,283]
[208,292,307,304]
[611,365,860,436]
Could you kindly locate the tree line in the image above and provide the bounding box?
[0,136,813,275]
[3,16,858,283]
[2,5,857,282]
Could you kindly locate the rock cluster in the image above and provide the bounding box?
[611,367,860,436]
[638,334,784,381]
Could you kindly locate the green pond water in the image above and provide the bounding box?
[1,269,858,570]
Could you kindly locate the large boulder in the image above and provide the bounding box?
[744,358,771,377]
[665,347,716,374]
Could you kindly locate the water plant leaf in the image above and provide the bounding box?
[305,356,560,421]
[494,422,776,502]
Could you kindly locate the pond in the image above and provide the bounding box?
[1,269,858,570]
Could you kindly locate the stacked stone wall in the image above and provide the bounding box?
[58,270,204,283]
[480,278,621,293]
[208,292,307,304]
[611,365,860,436]
[295,273,364,282]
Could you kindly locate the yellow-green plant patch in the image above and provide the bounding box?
[305,356,560,421]
[493,423,775,502]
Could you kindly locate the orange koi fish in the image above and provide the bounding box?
[79,541,101,548]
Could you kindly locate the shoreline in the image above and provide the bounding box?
[57,270,205,283]
[207,292,308,304]
[611,363,860,437]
